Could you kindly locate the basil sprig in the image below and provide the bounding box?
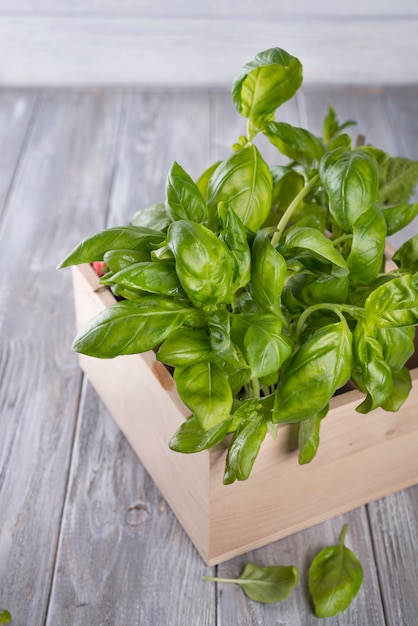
[60,46,418,483]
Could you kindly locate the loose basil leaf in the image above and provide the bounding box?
[263,121,324,166]
[274,319,353,423]
[298,404,328,465]
[346,205,387,284]
[381,367,412,412]
[58,226,165,267]
[208,309,248,369]
[103,248,151,273]
[174,361,233,430]
[101,261,184,298]
[231,47,303,128]
[392,234,418,272]
[168,220,234,307]
[218,202,252,289]
[283,227,348,276]
[203,563,298,604]
[353,323,393,413]
[379,156,418,205]
[196,161,222,200]
[72,297,202,358]
[131,203,172,231]
[376,326,416,371]
[224,413,267,483]
[309,525,363,618]
[157,327,211,367]
[382,202,418,235]
[320,148,379,232]
[250,231,286,315]
[169,415,232,453]
[232,314,293,379]
[165,161,207,223]
[0,611,11,624]
[364,273,418,327]
[208,144,273,232]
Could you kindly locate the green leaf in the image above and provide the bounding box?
[364,273,418,327]
[175,361,233,430]
[58,226,165,268]
[0,611,11,624]
[101,261,184,298]
[283,226,349,276]
[263,167,305,226]
[379,156,418,205]
[382,202,418,235]
[298,404,328,465]
[309,525,363,618]
[323,106,356,145]
[169,415,232,453]
[204,563,298,604]
[196,160,222,200]
[72,297,201,358]
[103,248,151,274]
[232,314,293,379]
[168,220,234,307]
[346,205,387,284]
[263,121,324,166]
[165,161,207,223]
[250,230,287,315]
[218,202,252,289]
[231,47,303,129]
[131,203,172,231]
[208,144,272,232]
[157,328,211,367]
[208,309,248,369]
[274,319,353,423]
[320,148,379,231]
[381,367,412,412]
[376,326,416,371]
[224,413,267,483]
[393,234,418,272]
[353,322,393,412]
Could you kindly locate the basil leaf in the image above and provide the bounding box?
[393,234,418,272]
[320,148,379,232]
[174,361,233,430]
[204,563,298,604]
[169,415,231,453]
[101,261,184,298]
[157,328,211,367]
[346,205,387,284]
[231,314,293,379]
[131,203,172,231]
[323,106,356,145]
[309,525,363,618]
[224,413,267,483]
[379,156,418,205]
[72,297,201,357]
[231,47,302,128]
[353,323,393,413]
[365,273,418,327]
[382,202,418,235]
[103,249,151,273]
[196,161,222,200]
[208,144,272,232]
[208,309,248,369]
[165,161,207,223]
[58,226,165,267]
[0,611,11,624]
[250,231,287,315]
[302,274,349,306]
[283,226,348,276]
[274,319,353,423]
[381,367,412,412]
[376,326,416,371]
[298,404,328,465]
[263,121,324,166]
[219,202,251,289]
[168,220,234,307]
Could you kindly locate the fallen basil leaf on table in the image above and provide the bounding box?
[203,562,298,604]
[309,524,363,617]
[0,611,11,624]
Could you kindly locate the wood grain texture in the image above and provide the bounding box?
[0,91,122,625]
[1,17,418,86]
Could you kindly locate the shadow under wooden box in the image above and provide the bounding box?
[71,262,418,566]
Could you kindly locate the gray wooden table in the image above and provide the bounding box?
[0,85,417,626]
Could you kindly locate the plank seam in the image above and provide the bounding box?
[105,91,128,227]
[365,504,389,626]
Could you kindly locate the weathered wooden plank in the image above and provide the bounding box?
[46,90,217,624]
[1,0,418,17]
[1,17,418,86]
[0,89,37,221]
[366,85,418,626]
[215,510,385,625]
[0,90,122,625]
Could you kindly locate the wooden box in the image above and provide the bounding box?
[71,262,418,566]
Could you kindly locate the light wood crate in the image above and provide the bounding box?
[71,262,418,566]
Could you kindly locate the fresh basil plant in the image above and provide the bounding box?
[59,47,418,484]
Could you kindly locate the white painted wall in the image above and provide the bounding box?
[0,1,417,85]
